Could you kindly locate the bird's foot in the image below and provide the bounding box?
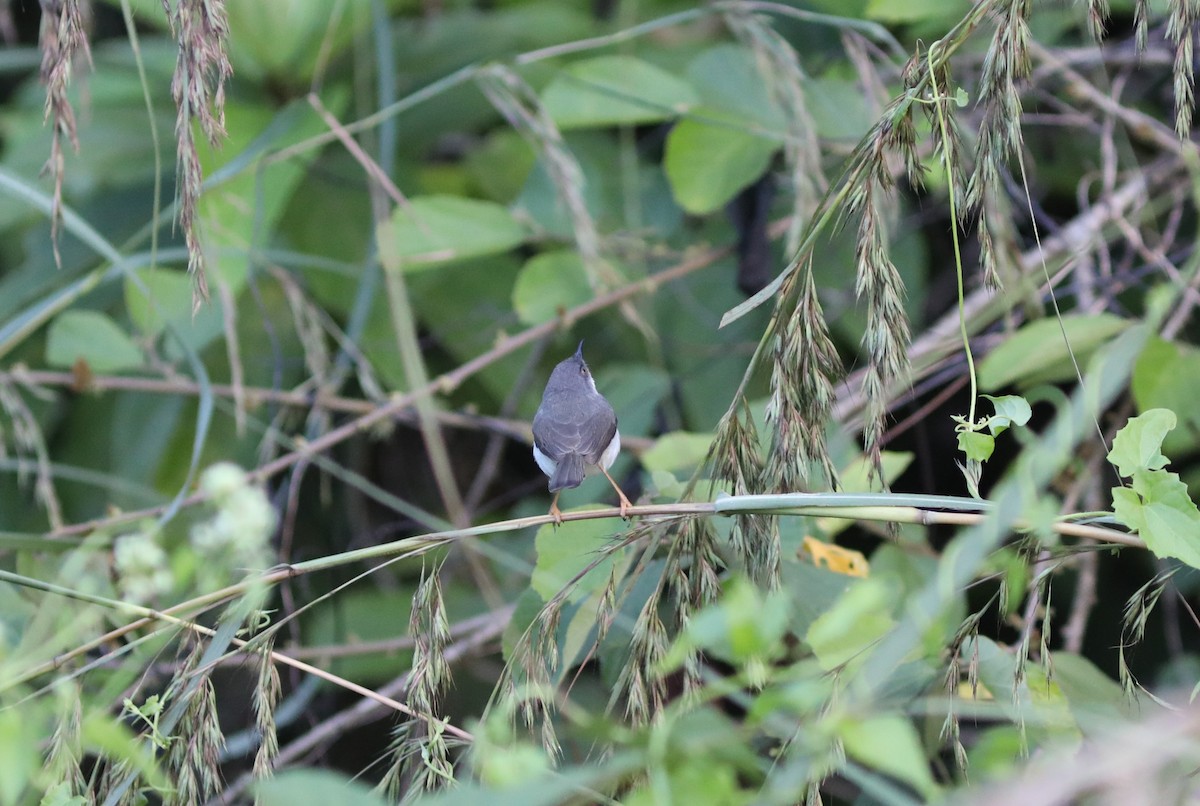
[550,500,564,526]
[618,492,633,521]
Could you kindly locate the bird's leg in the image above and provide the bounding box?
[549,491,563,525]
[599,467,633,520]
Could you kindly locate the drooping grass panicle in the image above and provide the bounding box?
[97,758,139,806]
[664,519,723,695]
[45,686,88,800]
[941,599,995,775]
[166,641,227,805]
[848,138,912,478]
[764,261,842,495]
[164,0,233,309]
[1118,569,1174,698]
[251,642,282,784]
[966,0,1033,289]
[1087,0,1110,41]
[38,0,93,268]
[726,8,827,252]
[0,374,63,528]
[379,564,455,798]
[1166,0,1198,138]
[612,592,670,726]
[1134,0,1150,52]
[712,399,776,586]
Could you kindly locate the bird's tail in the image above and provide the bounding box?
[549,453,585,492]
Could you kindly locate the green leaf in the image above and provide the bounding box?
[1132,337,1200,432]
[839,715,939,798]
[512,251,593,325]
[640,432,714,473]
[198,95,344,291]
[957,430,994,462]
[124,269,226,357]
[377,195,527,270]
[978,314,1130,390]
[541,55,698,129]
[1112,469,1200,569]
[46,310,144,373]
[982,394,1032,435]
[805,578,895,670]
[227,0,372,83]
[865,0,971,23]
[664,109,779,214]
[805,77,874,141]
[663,577,790,672]
[256,770,388,806]
[1107,408,1175,477]
[532,517,626,602]
[685,44,787,129]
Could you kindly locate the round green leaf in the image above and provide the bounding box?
[377,195,527,271]
[46,310,144,373]
[512,251,593,325]
[640,431,714,472]
[664,109,779,214]
[542,55,698,129]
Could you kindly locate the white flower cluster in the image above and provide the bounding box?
[189,463,278,580]
[114,527,173,604]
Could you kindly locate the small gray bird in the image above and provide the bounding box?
[532,342,632,523]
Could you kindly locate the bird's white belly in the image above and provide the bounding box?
[533,443,557,477]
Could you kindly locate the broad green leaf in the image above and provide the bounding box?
[1052,652,1139,722]
[839,715,939,798]
[835,451,914,493]
[502,587,545,664]
[958,430,994,462]
[969,636,1076,740]
[640,432,713,472]
[1133,336,1200,457]
[46,310,144,373]
[593,364,671,449]
[1112,469,1200,569]
[978,314,1130,390]
[1107,408,1175,477]
[465,129,538,203]
[663,577,790,671]
[982,394,1032,434]
[512,251,593,325]
[197,94,346,292]
[664,109,779,214]
[865,0,971,22]
[124,269,226,357]
[256,770,387,806]
[685,45,787,129]
[532,516,626,602]
[805,77,874,141]
[542,55,698,129]
[378,195,527,270]
[227,0,372,83]
[805,578,895,671]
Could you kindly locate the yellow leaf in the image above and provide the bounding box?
[802,537,869,577]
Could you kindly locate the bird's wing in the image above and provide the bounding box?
[533,392,617,465]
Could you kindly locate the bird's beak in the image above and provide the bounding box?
[574,340,585,360]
